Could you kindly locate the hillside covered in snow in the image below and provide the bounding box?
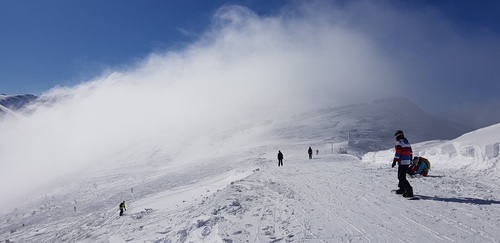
[1,100,499,243]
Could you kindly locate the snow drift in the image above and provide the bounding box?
[363,123,500,181]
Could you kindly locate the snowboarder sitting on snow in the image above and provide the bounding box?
[119,201,126,216]
[408,156,431,176]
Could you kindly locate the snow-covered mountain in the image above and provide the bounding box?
[1,99,498,243]
[0,94,37,115]
[269,98,470,156]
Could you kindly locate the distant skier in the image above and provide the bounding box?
[408,156,431,176]
[277,150,283,167]
[316,150,319,155]
[308,147,313,159]
[392,130,414,197]
[119,201,126,216]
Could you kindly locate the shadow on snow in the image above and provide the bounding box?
[422,175,445,178]
[416,195,500,205]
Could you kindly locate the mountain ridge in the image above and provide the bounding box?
[269,98,471,156]
[0,94,38,115]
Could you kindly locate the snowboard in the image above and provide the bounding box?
[391,190,420,200]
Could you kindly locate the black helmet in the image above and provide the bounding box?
[394,130,404,138]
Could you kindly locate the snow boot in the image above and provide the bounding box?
[402,187,414,197]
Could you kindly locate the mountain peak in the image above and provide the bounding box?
[0,94,38,115]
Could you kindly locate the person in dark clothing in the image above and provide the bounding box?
[308,147,313,159]
[277,150,283,167]
[119,201,126,216]
[392,130,414,197]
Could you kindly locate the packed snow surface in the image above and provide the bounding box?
[1,134,499,242]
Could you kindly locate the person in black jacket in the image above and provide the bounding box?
[308,147,313,159]
[119,201,126,216]
[277,150,283,167]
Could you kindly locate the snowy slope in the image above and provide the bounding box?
[0,98,467,213]
[264,98,469,156]
[1,104,499,242]
[0,104,14,115]
[1,141,499,242]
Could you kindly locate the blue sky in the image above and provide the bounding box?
[0,0,287,94]
[1,0,500,128]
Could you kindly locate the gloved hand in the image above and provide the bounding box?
[391,159,397,168]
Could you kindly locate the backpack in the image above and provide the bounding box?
[422,158,431,170]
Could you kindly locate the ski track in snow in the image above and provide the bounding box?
[1,152,500,243]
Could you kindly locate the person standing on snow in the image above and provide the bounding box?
[308,147,313,159]
[277,150,284,167]
[119,201,126,216]
[392,130,414,197]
